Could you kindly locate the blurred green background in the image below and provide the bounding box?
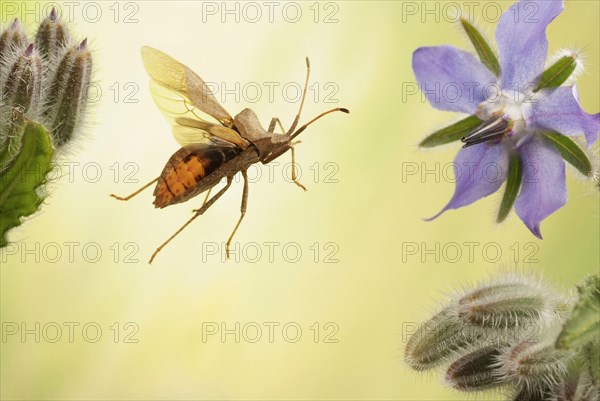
[1,1,598,399]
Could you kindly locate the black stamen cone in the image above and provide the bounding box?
[461,115,509,148]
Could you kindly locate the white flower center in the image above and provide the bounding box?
[476,90,534,139]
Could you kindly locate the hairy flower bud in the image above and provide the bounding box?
[35,7,71,61]
[404,307,488,371]
[2,44,42,116]
[499,340,571,391]
[0,19,28,60]
[445,345,506,391]
[457,275,561,329]
[42,39,92,147]
[0,44,43,170]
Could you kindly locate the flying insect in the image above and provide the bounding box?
[111,47,349,263]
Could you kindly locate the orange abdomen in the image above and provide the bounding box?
[153,146,239,208]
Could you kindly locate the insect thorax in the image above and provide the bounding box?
[234,108,289,159]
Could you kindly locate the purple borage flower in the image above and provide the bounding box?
[413,0,599,238]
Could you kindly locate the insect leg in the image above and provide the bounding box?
[262,145,305,191]
[149,176,234,264]
[110,178,158,201]
[262,144,290,164]
[225,170,249,259]
[192,187,213,213]
[290,145,307,191]
[268,117,287,134]
[202,188,212,206]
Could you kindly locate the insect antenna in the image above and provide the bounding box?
[286,57,311,136]
[290,107,350,140]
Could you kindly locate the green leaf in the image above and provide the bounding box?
[460,18,500,76]
[419,115,482,148]
[543,132,592,177]
[556,275,600,351]
[0,121,54,248]
[535,55,577,92]
[497,152,522,223]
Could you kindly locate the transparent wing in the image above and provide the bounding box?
[142,46,247,148]
[142,46,232,125]
[172,122,237,149]
[149,81,246,148]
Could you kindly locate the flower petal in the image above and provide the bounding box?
[528,86,600,146]
[426,143,508,220]
[496,0,563,90]
[413,45,497,114]
[515,135,567,239]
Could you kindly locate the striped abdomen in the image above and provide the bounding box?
[153,146,240,208]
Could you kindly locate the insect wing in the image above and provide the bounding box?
[149,81,246,148]
[142,46,247,148]
[142,46,232,125]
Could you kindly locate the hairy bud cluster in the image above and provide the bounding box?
[1,7,92,158]
[405,273,599,401]
[0,8,93,248]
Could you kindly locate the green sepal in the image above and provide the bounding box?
[497,151,522,223]
[543,132,592,177]
[535,55,577,92]
[556,275,600,351]
[460,18,500,76]
[419,115,482,148]
[584,341,599,383]
[0,121,54,248]
[0,112,26,172]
